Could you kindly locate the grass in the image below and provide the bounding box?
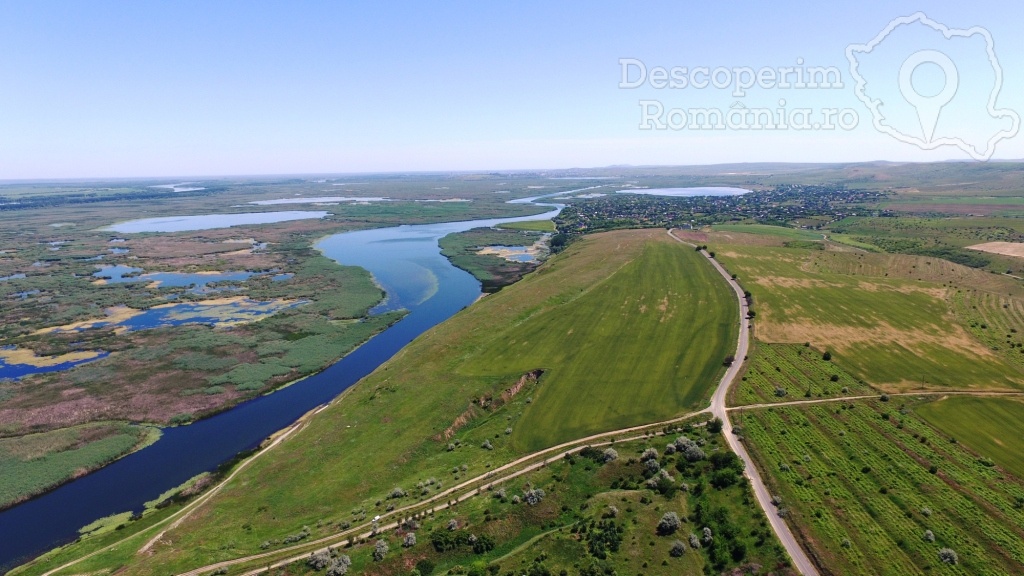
[731,342,877,406]
[916,395,1024,479]
[498,219,556,232]
[712,223,824,241]
[711,243,1024,391]
[0,423,158,509]
[464,239,737,451]
[12,229,738,576]
[736,399,1024,575]
[439,227,546,291]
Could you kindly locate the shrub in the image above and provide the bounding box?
[657,512,681,535]
[920,507,932,517]
[682,444,705,462]
[670,539,686,557]
[373,539,389,561]
[481,439,493,450]
[390,487,407,499]
[640,448,659,462]
[326,556,352,576]
[664,443,676,455]
[403,532,417,547]
[308,550,332,570]
[644,459,661,474]
[602,448,618,462]
[447,519,459,531]
[938,548,958,565]
[688,533,701,549]
[702,526,713,544]
[924,530,935,542]
[822,351,832,361]
[774,387,788,397]
[416,559,436,576]
[523,488,546,506]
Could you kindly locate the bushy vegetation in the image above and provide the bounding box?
[0,423,154,509]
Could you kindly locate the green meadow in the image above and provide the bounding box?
[711,242,1024,391]
[917,395,1024,479]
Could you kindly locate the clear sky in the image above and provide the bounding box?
[1,1,1022,178]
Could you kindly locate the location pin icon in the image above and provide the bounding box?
[898,50,959,143]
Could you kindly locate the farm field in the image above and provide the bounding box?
[731,342,877,406]
[917,396,1024,480]
[463,238,737,451]
[710,242,1024,391]
[12,229,737,576]
[712,224,824,242]
[734,399,1024,575]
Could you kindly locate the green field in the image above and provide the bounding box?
[736,399,1024,575]
[732,342,877,406]
[713,223,824,241]
[498,219,556,232]
[462,238,737,450]
[711,243,1024,391]
[917,396,1024,479]
[0,423,158,509]
[14,229,737,576]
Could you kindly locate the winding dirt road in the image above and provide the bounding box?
[668,229,820,576]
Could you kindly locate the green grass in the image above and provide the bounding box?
[713,223,824,241]
[439,227,545,291]
[0,423,157,509]
[737,399,1024,575]
[712,244,1024,391]
[731,342,877,406]
[917,396,1024,479]
[461,240,737,451]
[497,219,556,232]
[13,229,738,576]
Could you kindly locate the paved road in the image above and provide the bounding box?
[668,229,820,576]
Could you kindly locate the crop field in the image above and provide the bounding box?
[731,342,876,406]
[0,423,156,509]
[463,238,737,451]
[735,399,1024,575]
[712,224,824,242]
[917,396,1024,480]
[710,243,1024,391]
[11,229,737,576]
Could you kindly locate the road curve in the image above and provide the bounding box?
[668,229,820,576]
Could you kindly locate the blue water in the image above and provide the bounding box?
[103,211,330,233]
[0,198,560,571]
[616,187,750,197]
[0,347,110,381]
[93,265,262,294]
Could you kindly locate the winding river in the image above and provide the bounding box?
[0,198,561,572]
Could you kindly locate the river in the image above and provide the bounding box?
[0,198,561,572]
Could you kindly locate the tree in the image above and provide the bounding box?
[707,418,723,433]
[307,551,332,570]
[938,548,958,565]
[415,559,436,576]
[326,556,352,576]
[373,539,389,561]
[670,539,686,557]
[822,351,832,361]
[657,512,681,535]
[602,448,618,462]
[403,532,417,547]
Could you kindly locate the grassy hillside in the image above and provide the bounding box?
[461,239,737,450]
[917,396,1024,479]
[15,229,736,576]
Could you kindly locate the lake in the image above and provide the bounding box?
[101,211,329,233]
[617,187,750,197]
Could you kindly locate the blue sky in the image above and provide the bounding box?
[0,1,1022,178]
